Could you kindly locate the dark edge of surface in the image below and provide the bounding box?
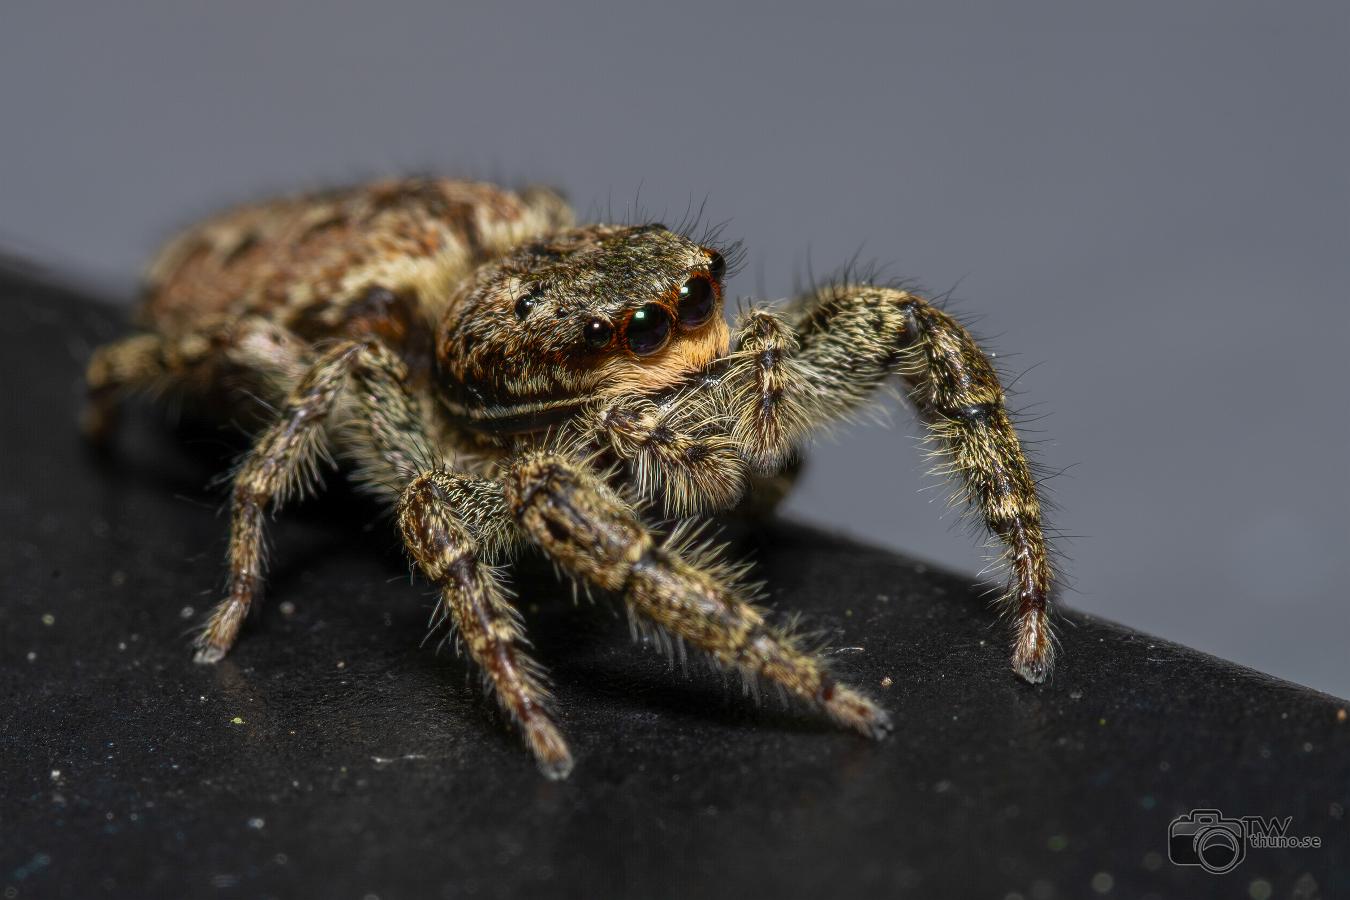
[2,270,1347,900]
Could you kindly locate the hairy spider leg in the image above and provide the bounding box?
[83,316,309,441]
[504,451,892,739]
[720,286,1056,682]
[398,471,571,778]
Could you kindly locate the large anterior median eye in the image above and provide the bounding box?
[625,303,672,356]
[677,276,716,328]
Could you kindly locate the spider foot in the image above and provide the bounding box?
[823,679,894,740]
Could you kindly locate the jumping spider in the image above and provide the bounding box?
[85,178,1056,778]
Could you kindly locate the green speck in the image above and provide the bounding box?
[231,716,244,725]
[1098,717,1107,726]
[41,613,56,626]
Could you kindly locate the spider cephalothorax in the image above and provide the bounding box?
[437,224,730,433]
[86,177,1057,779]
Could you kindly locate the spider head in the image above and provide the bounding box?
[437,224,731,432]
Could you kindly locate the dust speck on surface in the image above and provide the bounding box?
[231,716,244,725]
[1090,871,1113,894]
[247,817,265,830]
[880,676,893,688]
[279,601,297,616]
[179,605,194,619]
[1247,878,1272,900]
[41,613,55,626]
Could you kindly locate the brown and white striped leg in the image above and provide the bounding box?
[398,471,569,778]
[193,338,410,662]
[579,391,748,516]
[82,317,308,442]
[723,287,1056,682]
[504,451,891,739]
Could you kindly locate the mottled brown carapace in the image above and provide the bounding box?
[86,177,1058,779]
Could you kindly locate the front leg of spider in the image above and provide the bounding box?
[505,451,892,739]
[397,471,572,779]
[723,287,1056,682]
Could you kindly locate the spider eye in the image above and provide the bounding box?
[677,276,716,328]
[583,317,614,350]
[708,250,726,282]
[625,303,672,356]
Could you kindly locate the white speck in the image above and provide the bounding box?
[117,642,127,651]
[371,754,428,765]
[50,769,61,780]
[41,613,55,626]
[247,817,265,830]
[27,651,36,662]
[180,606,195,619]
[1303,742,1314,752]
[1090,871,1113,893]
[279,601,297,616]
[1069,691,1083,700]
[336,660,346,669]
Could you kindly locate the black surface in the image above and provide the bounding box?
[3,270,1347,900]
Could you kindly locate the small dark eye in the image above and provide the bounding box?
[625,303,672,356]
[677,276,716,328]
[583,317,614,349]
[708,250,726,281]
[514,296,536,320]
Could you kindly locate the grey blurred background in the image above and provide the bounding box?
[3,2,1346,696]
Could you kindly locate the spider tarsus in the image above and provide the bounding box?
[1012,605,1054,684]
[192,643,228,665]
[826,687,894,740]
[1012,645,1053,685]
[526,720,575,780]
